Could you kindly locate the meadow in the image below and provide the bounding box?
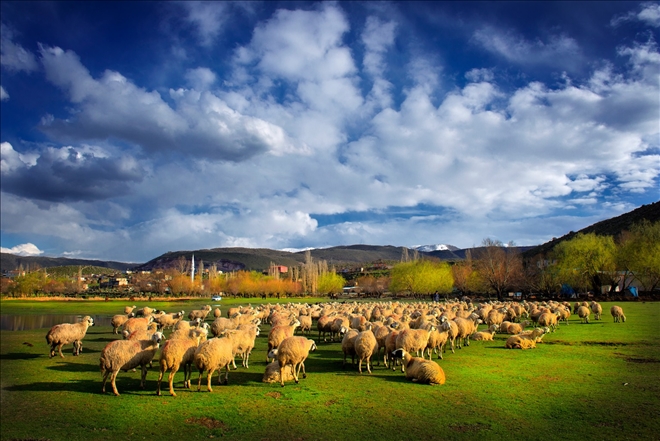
[1,298,659,441]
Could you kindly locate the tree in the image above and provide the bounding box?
[553,233,616,294]
[389,260,453,296]
[473,239,523,300]
[451,250,482,294]
[317,272,346,296]
[617,220,660,292]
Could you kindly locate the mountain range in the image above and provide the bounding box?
[2,201,658,273]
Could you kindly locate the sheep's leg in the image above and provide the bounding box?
[197,369,205,391]
[300,361,307,379]
[280,364,289,387]
[58,343,65,358]
[205,368,214,392]
[169,367,178,397]
[156,368,165,396]
[358,358,363,374]
[366,357,372,374]
[102,370,110,393]
[223,365,229,385]
[110,370,120,396]
[140,364,148,389]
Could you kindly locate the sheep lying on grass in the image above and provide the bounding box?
[46,316,95,358]
[611,305,626,323]
[471,324,498,341]
[157,327,208,397]
[505,328,547,349]
[275,336,317,387]
[391,349,445,385]
[100,331,165,396]
[262,360,296,384]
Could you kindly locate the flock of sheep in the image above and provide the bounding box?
[44,299,627,396]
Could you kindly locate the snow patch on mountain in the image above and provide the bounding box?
[414,244,459,252]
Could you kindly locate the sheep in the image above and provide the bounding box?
[46,316,95,358]
[505,328,547,349]
[267,318,301,361]
[395,327,436,368]
[194,334,235,392]
[154,311,185,331]
[123,322,159,340]
[577,306,591,324]
[262,360,296,384]
[111,313,134,335]
[591,302,603,320]
[298,315,313,335]
[384,329,401,369]
[330,316,350,342]
[354,325,378,374]
[471,324,499,341]
[538,311,560,332]
[156,327,208,396]
[134,306,154,317]
[122,316,155,335]
[453,314,482,349]
[274,336,317,387]
[226,325,260,369]
[124,305,137,315]
[188,305,212,322]
[210,316,240,336]
[100,331,165,396]
[518,326,551,343]
[316,314,336,342]
[213,307,222,318]
[341,328,360,366]
[425,320,451,360]
[391,349,445,385]
[611,305,626,323]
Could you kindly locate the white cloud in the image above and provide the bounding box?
[0,243,43,256]
[611,3,660,28]
[0,85,8,101]
[181,2,228,46]
[0,23,38,72]
[185,67,216,90]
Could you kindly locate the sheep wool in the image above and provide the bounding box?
[157,328,208,396]
[392,349,445,385]
[275,336,317,387]
[610,305,626,323]
[354,327,378,374]
[194,334,235,392]
[262,361,296,384]
[46,316,95,358]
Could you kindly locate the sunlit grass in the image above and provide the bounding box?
[1,300,659,440]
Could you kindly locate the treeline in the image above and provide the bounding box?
[2,221,658,299]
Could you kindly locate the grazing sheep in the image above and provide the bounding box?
[610,305,626,323]
[188,305,212,322]
[275,336,317,387]
[111,313,134,335]
[262,360,296,384]
[194,334,235,392]
[298,315,313,335]
[122,316,155,335]
[124,305,137,315]
[391,349,445,385]
[267,319,301,361]
[537,312,560,332]
[577,306,591,324]
[46,316,95,358]
[354,325,378,374]
[591,302,603,320]
[157,327,208,396]
[471,324,499,341]
[341,328,360,366]
[154,311,185,331]
[100,331,165,396]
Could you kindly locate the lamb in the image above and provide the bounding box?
[46,316,95,358]
[274,336,317,387]
[100,331,165,396]
[341,328,360,366]
[267,318,301,361]
[157,327,208,396]
[122,316,155,335]
[124,305,137,315]
[111,313,134,335]
[610,305,626,323]
[213,307,222,318]
[471,324,499,341]
[154,311,185,331]
[194,334,235,392]
[577,306,591,324]
[391,349,445,385]
[591,302,603,320]
[262,360,296,384]
[188,305,212,322]
[354,325,378,374]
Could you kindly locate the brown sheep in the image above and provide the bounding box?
[391,349,445,385]
[610,305,626,323]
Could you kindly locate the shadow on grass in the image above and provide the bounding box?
[0,352,42,360]
[45,361,101,373]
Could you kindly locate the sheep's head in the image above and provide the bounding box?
[268,349,278,359]
[308,340,317,352]
[85,316,95,327]
[152,332,165,344]
[391,348,407,359]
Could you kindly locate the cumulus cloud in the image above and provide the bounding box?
[0,23,38,72]
[0,243,43,256]
[181,2,228,47]
[611,2,660,28]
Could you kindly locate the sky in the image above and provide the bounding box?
[0,1,658,263]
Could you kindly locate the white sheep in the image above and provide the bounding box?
[154,311,185,331]
[354,325,378,374]
[391,349,445,385]
[471,324,499,341]
[194,334,235,392]
[341,328,360,366]
[577,306,591,324]
[156,327,208,396]
[267,318,300,361]
[111,313,134,334]
[275,336,317,387]
[188,305,212,321]
[262,360,296,384]
[226,325,260,369]
[591,301,603,320]
[46,316,95,358]
[610,305,626,323]
[124,305,137,315]
[122,316,155,335]
[100,331,165,396]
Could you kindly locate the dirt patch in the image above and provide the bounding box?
[185,417,228,431]
[581,341,629,346]
[265,391,282,399]
[625,357,659,364]
[324,399,338,406]
[449,423,491,433]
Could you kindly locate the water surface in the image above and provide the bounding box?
[0,314,113,331]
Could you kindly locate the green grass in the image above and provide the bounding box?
[1,300,659,441]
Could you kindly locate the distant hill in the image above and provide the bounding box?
[523,200,660,259]
[0,254,138,273]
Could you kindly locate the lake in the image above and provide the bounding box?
[0,314,113,331]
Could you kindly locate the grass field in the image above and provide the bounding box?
[1,299,659,441]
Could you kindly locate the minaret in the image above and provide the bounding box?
[191,254,195,284]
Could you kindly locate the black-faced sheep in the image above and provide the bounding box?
[391,349,445,385]
[610,305,626,323]
[275,336,317,387]
[157,327,208,396]
[46,316,95,358]
[100,331,165,396]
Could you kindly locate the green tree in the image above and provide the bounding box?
[389,260,453,296]
[618,220,660,292]
[317,272,346,296]
[553,232,616,294]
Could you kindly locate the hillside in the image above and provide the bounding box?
[523,200,660,259]
[0,254,137,273]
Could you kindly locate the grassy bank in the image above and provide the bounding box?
[1,300,659,441]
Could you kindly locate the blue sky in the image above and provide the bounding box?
[1,1,658,262]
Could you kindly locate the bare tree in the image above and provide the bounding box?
[473,238,523,300]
